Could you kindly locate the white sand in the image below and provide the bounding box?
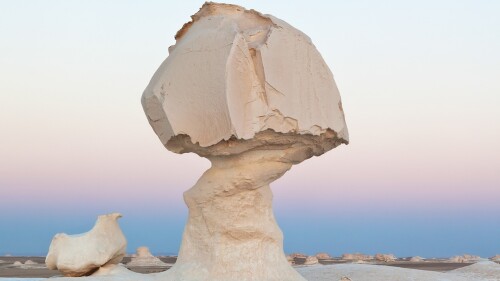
[1,262,499,281]
[296,261,500,281]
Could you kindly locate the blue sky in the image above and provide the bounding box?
[0,0,499,257]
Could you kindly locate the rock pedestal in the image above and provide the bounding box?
[160,131,344,281]
[45,213,126,277]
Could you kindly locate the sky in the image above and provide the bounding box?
[0,0,499,258]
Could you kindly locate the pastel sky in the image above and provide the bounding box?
[1,1,499,257]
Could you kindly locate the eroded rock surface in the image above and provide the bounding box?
[126,247,168,267]
[304,256,319,265]
[142,3,348,148]
[375,253,397,262]
[342,253,373,261]
[491,255,500,262]
[140,2,348,281]
[448,254,481,263]
[315,253,332,260]
[45,213,127,277]
[409,256,424,262]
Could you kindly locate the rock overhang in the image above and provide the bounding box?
[142,2,349,152]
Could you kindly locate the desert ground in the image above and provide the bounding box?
[1,255,499,280]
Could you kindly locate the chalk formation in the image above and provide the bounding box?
[45,213,126,276]
[141,2,348,281]
[126,247,168,267]
[342,253,373,261]
[44,2,348,281]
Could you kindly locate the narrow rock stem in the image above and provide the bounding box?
[165,149,306,281]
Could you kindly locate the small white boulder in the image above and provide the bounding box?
[304,256,319,265]
[374,253,396,262]
[410,256,424,262]
[45,213,127,276]
[342,253,372,261]
[315,253,332,260]
[490,255,500,261]
[448,254,481,263]
[126,247,168,267]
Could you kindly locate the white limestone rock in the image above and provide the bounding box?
[374,253,397,262]
[289,253,308,259]
[341,253,373,261]
[45,213,127,277]
[304,256,319,265]
[448,254,481,263]
[315,253,332,260]
[139,2,348,281]
[126,247,168,267]
[409,256,424,262]
[12,261,22,266]
[491,255,500,261]
[451,261,500,279]
[142,3,348,149]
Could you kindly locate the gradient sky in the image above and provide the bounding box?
[0,0,499,257]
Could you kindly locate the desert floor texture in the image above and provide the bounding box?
[1,256,500,281]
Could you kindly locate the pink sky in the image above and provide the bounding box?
[0,0,499,256]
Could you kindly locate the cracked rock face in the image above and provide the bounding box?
[45,213,127,277]
[142,2,348,148]
[141,2,348,281]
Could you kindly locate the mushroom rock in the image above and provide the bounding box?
[409,256,424,262]
[491,255,500,262]
[315,253,332,260]
[304,256,319,265]
[45,213,127,277]
[12,261,23,266]
[141,2,348,281]
[341,253,372,261]
[126,247,168,267]
[374,254,396,262]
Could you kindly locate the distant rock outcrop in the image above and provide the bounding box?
[449,254,481,263]
[45,213,127,277]
[304,256,319,265]
[490,255,500,261]
[289,253,308,259]
[24,260,38,265]
[12,261,22,266]
[126,247,168,267]
[374,253,396,262]
[342,253,372,261]
[410,256,424,262]
[315,253,332,260]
